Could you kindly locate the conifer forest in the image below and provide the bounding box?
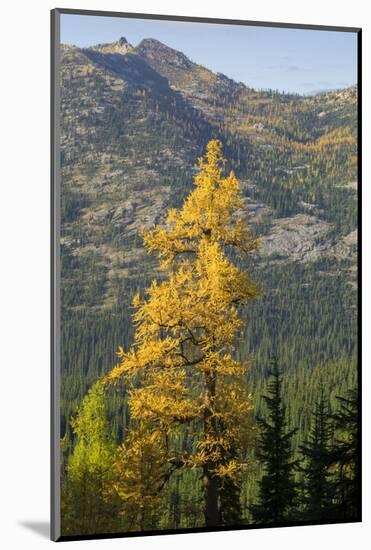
[57,24,360,537]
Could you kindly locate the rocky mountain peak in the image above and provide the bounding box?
[135,38,192,70]
[91,36,134,55]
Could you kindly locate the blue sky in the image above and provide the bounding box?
[61,14,358,95]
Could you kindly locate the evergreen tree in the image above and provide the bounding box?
[298,391,335,520]
[327,388,359,519]
[219,476,243,525]
[251,358,298,523]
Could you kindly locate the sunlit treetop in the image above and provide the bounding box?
[143,139,260,267]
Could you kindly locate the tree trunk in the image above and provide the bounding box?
[203,465,220,526]
[203,371,220,527]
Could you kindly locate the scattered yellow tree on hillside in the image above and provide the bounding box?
[105,139,260,527]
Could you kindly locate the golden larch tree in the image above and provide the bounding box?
[105,139,260,527]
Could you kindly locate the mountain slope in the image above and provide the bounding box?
[59,37,358,430]
[61,37,357,295]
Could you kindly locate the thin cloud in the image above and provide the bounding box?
[263,64,311,73]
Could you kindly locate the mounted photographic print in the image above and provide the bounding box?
[51,8,361,542]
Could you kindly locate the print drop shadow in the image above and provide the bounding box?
[18,521,50,539]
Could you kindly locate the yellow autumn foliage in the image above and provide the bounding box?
[105,140,259,513]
